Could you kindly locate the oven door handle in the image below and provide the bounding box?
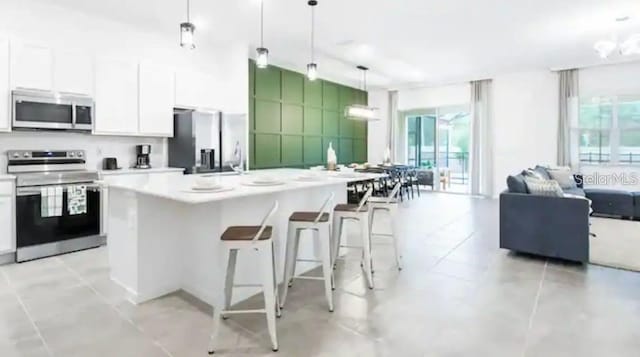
[17,185,101,196]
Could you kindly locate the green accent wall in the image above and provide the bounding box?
[249,60,368,169]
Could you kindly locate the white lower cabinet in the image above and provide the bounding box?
[0,182,15,254]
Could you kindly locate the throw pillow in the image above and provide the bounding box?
[534,165,552,180]
[524,178,564,197]
[506,174,527,193]
[522,169,546,181]
[548,168,577,190]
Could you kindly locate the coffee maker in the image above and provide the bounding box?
[135,144,152,169]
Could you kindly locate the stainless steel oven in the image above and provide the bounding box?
[8,150,105,262]
[12,90,94,131]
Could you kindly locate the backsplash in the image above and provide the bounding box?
[0,131,167,173]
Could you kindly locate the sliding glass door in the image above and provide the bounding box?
[405,105,470,193]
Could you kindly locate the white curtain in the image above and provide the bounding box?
[557,69,579,167]
[388,90,399,162]
[469,80,493,196]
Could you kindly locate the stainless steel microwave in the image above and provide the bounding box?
[12,90,94,131]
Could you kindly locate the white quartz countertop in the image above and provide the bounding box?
[99,167,185,176]
[104,168,384,204]
[0,174,16,181]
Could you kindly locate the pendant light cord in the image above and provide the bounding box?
[186,0,191,23]
[260,0,264,47]
[310,5,315,62]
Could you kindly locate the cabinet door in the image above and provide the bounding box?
[54,49,94,95]
[94,57,138,134]
[139,62,175,136]
[175,69,201,109]
[10,42,53,91]
[0,195,13,253]
[0,38,9,131]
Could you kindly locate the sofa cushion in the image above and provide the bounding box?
[524,178,564,197]
[522,169,546,181]
[534,165,552,180]
[584,188,635,218]
[563,187,586,197]
[547,167,578,189]
[506,174,528,193]
[634,192,640,218]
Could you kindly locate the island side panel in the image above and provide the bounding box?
[180,183,347,306]
[107,188,140,302]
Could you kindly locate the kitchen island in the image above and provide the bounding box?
[105,168,383,305]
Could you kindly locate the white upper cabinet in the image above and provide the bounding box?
[53,49,94,96]
[138,62,175,137]
[94,57,138,135]
[10,42,53,91]
[0,38,10,131]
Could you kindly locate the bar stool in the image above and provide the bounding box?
[368,183,403,270]
[332,187,374,289]
[280,193,335,312]
[208,201,281,354]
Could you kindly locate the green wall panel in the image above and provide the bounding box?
[323,110,339,137]
[304,107,322,135]
[323,82,339,110]
[304,137,323,164]
[304,79,323,107]
[339,138,353,164]
[254,134,281,167]
[255,66,281,100]
[249,60,367,169]
[354,139,367,163]
[255,100,281,133]
[340,117,354,137]
[282,135,303,165]
[282,104,303,134]
[282,71,304,104]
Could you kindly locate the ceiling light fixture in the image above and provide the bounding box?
[256,0,269,68]
[180,0,196,49]
[345,66,379,121]
[306,0,318,81]
[593,16,640,59]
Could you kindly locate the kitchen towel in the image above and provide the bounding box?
[41,186,63,218]
[67,185,87,215]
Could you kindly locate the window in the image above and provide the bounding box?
[577,96,640,165]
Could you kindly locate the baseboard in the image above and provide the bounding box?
[0,251,16,265]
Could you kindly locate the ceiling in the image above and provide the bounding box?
[28,0,640,89]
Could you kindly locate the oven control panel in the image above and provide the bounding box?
[7,150,86,162]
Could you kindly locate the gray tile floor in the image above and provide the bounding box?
[2,192,640,356]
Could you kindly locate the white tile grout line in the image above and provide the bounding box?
[58,256,176,357]
[0,266,55,357]
[521,259,548,357]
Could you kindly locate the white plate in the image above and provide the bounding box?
[333,172,362,179]
[295,175,325,182]
[183,186,234,193]
[243,181,286,187]
[192,184,223,191]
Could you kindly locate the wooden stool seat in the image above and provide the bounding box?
[334,203,369,212]
[289,211,330,222]
[221,226,273,241]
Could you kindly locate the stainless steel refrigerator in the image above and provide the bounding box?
[169,109,247,174]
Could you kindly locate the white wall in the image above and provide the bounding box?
[491,70,559,195]
[0,0,248,169]
[398,83,470,111]
[367,90,389,163]
[0,131,166,173]
[580,61,640,97]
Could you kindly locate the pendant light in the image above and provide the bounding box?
[180,0,196,49]
[306,0,318,81]
[255,0,269,68]
[345,66,379,121]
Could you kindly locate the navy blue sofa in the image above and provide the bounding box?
[500,167,590,263]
